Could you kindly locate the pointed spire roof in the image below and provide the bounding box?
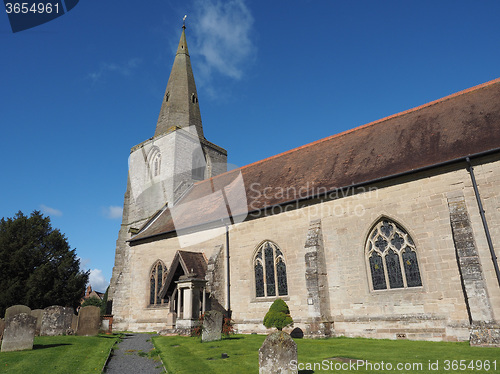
[155,26,204,138]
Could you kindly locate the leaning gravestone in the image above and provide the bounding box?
[1,313,36,352]
[202,310,223,342]
[259,331,298,374]
[76,306,100,336]
[40,306,74,336]
[0,318,5,342]
[30,309,43,336]
[4,305,31,320]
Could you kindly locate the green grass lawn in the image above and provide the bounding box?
[0,334,119,373]
[153,334,500,374]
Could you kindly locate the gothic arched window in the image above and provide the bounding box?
[148,147,161,178]
[153,153,161,177]
[254,241,288,298]
[149,260,167,305]
[366,219,422,291]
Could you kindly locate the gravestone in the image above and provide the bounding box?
[71,314,79,332]
[202,310,223,342]
[0,318,5,342]
[76,306,100,336]
[40,306,74,336]
[4,305,31,320]
[0,313,36,352]
[30,309,43,336]
[259,331,298,374]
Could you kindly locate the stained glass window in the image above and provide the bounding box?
[402,248,422,287]
[386,249,404,288]
[255,262,264,297]
[277,258,288,296]
[369,252,386,290]
[149,260,167,305]
[254,241,288,298]
[366,219,422,291]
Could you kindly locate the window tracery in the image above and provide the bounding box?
[149,260,167,305]
[366,219,422,291]
[254,241,288,298]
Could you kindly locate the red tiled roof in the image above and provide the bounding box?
[131,78,500,242]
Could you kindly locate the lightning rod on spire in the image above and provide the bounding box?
[183,15,187,29]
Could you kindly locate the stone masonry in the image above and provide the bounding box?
[448,191,499,346]
[303,219,332,337]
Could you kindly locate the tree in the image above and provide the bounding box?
[263,299,293,331]
[0,211,89,318]
[81,296,102,308]
[100,286,110,315]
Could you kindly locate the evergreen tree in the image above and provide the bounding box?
[81,296,102,308]
[0,211,89,318]
[263,299,293,331]
[100,286,109,315]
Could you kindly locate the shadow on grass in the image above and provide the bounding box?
[222,336,243,340]
[299,371,314,374]
[33,343,71,350]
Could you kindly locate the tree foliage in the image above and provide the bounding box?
[263,298,293,331]
[100,286,109,315]
[81,296,102,308]
[0,211,89,318]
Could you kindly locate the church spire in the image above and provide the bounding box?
[155,25,204,138]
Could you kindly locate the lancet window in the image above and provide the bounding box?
[366,219,422,291]
[254,241,288,298]
[148,148,161,178]
[149,260,167,305]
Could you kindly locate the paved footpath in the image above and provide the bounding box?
[104,333,165,373]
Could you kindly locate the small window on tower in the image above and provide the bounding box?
[165,92,170,102]
[191,93,198,104]
[153,153,161,177]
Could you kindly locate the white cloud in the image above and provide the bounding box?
[40,204,63,217]
[88,58,142,83]
[192,0,255,81]
[88,269,109,292]
[103,205,123,220]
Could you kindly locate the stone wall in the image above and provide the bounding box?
[114,156,500,340]
[110,126,227,331]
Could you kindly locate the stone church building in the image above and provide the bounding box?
[110,27,500,344]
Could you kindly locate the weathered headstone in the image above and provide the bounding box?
[4,305,31,320]
[259,331,298,374]
[76,306,100,336]
[40,306,74,336]
[0,318,5,342]
[0,313,36,352]
[30,309,43,336]
[201,310,223,342]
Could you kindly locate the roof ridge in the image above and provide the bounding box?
[192,77,500,186]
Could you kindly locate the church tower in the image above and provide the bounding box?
[109,26,227,329]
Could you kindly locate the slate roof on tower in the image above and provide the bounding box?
[130,78,500,243]
[155,27,204,139]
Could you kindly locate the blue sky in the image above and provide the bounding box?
[1,0,499,292]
